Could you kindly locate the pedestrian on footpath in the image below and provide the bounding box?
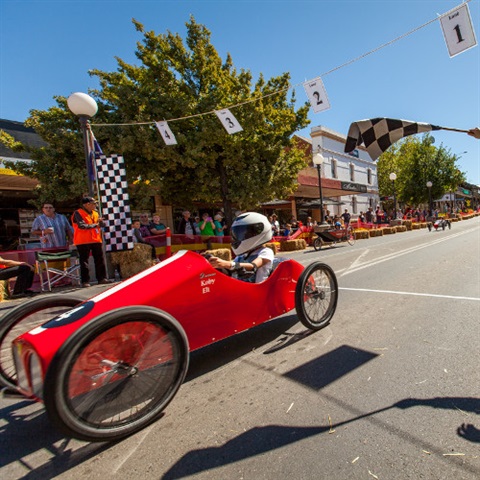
[72,197,109,287]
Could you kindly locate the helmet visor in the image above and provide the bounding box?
[231,222,265,249]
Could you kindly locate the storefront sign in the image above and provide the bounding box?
[341,182,367,193]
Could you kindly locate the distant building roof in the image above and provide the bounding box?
[0,118,47,160]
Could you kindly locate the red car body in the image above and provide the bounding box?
[13,250,304,401]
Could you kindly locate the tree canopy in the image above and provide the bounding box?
[377,133,465,208]
[1,17,310,221]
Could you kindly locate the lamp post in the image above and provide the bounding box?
[389,172,397,220]
[426,181,433,219]
[313,150,326,225]
[67,92,98,197]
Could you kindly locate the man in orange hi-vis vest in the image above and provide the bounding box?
[72,197,110,287]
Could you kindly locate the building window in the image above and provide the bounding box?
[349,163,355,182]
[331,158,337,179]
[367,168,372,185]
[369,197,374,209]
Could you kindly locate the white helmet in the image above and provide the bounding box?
[230,212,272,256]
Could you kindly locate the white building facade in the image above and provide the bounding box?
[310,125,379,218]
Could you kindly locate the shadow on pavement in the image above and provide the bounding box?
[162,395,480,479]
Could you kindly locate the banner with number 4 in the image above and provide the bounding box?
[214,109,243,134]
[440,3,477,57]
[303,77,331,114]
[155,121,178,145]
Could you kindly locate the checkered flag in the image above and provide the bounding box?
[344,118,444,160]
[95,154,134,252]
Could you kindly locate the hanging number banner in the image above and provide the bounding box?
[303,77,331,113]
[214,109,243,134]
[440,3,477,57]
[155,121,178,145]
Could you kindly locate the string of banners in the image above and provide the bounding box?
[94,1,477,146]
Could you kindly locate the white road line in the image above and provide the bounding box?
[338,227,478,277]
[340,287,480,302]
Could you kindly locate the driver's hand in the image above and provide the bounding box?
[208,256,228,269]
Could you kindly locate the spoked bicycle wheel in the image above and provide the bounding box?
[43,306,189,442]
[295,262,338,331]
[0,294,84,389]
[347,226,356,245]
[313,237,323,251]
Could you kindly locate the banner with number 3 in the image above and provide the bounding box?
[303,77,331,114]
[440,3,477,57]
[214,109,243,134]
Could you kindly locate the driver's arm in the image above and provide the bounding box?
[208,256,267,273]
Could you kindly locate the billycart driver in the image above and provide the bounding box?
[207,212,274,283]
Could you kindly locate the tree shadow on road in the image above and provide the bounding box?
[162,395,480,479]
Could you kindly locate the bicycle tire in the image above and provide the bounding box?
[43,306,189,442]
[295,262,338,331]
[0,294,84,389]
[313,237,323,251]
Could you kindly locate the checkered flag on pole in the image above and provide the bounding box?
[344,118,469,160]
[95,153,134,252]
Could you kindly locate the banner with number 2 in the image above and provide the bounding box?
[303,77,331,114]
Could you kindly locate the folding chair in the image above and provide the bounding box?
[35,250,81,292]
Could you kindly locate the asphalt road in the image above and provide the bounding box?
[1,217,479,480]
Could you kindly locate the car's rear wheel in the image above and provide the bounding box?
[313,237,323,251]
[43,306,189,442]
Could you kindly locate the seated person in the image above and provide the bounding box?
[132,219,157,261]
[149,214,167,235]
[283,223,292,237]
[208,212,274,283]
[0,255,36,298]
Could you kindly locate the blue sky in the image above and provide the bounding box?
[1,0,479,183]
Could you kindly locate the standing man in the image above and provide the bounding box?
[31,202,73,248]
[341,209,351,227]
[72,197,109,287]
[177,210,196,235]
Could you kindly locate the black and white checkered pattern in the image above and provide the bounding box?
[95,154,134,252]
[345,118,441,160]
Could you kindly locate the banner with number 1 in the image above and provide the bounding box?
[440,3,477,57]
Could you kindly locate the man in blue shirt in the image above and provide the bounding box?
[31,202,73,248]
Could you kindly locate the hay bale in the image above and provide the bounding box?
[0,280,10,302]
[354,229,370,240]
[382,227,396,235]
[395,225,407,233]
[279,239,307,251]
[109,243,154,279]
[412,223,421,230]
[369,229,384,237]
[419,223,427,229]
[205,248,232,261]
[404,220,413,231]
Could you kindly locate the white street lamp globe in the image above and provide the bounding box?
[67,92,98,117]
[389,172,397,181]
[313,152,325,166]
[426,181,433,188]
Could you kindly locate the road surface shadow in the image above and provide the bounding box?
[162,396,480,479]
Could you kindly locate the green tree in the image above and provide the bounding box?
[377,134,465,209]
[1,17,310,223]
